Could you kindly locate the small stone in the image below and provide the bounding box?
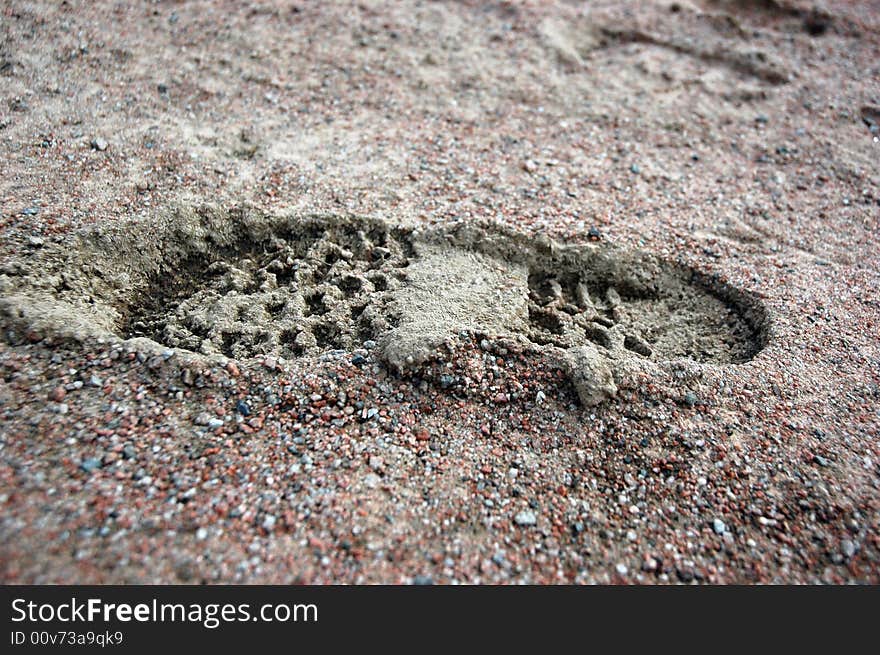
[48,386,66,402]
[412,575,433,585]
[91,137,108,151]
[629,163,641,174]
[207,418,224,430]
[369,455,383,471]
[196,527,208,541]
[587,226,602,240]
[415,428,430,442]
[80,458,101,473]
[841,539,856,559]
[514,510,537,527]
[181,368,195,386]
[642,557,658,572]
[27,236,44,247]
[523,159,538,173]
[236,400,251,416]
[535,390,546,404]
[616,563,628,575]
[351,353,367,366]
[683,392,698,407]
[262,515,277,531]
[713,518,727,535]
[122,445,137,460]
[89,374,102,387]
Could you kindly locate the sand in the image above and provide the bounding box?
[0,0,878,583]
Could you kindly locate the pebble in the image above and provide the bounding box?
[514,510,537,527]
[91,137,109,151]
[236,400,251,416]
[713,518,727,535]
[79,458,102,473]
[48,386,66,402]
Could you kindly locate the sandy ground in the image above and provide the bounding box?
[0,0,878,583]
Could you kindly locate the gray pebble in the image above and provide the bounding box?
[514,510,537,527]
[80,458,102,473]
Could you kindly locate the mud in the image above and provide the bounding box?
[0,205,770,406]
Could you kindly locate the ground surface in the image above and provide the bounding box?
[0,0,878,583]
